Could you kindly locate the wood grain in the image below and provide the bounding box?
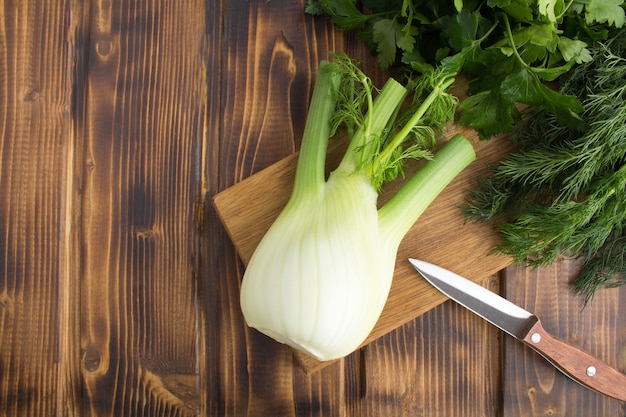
[520,319,626,402]
[502,260,626,416]
[353,274,503,417]
[79,1,205,415]
[0,2,80,415]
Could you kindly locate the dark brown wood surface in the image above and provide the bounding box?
[1,1,624,416]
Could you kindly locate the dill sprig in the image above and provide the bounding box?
[328,54,459,188]
[464,28,626,303]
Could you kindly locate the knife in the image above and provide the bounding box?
[408,258,626,402]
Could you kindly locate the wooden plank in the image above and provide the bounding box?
[292,359,350,417]
[502,260,626,415]
[79,2,205,415]
[213,123,514,372]
[203,0,224,416]
[0,2,81,416]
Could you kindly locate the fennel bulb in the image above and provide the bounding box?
[240,56,476,361]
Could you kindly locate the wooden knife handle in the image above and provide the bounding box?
[522,319,626,402]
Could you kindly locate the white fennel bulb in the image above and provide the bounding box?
[241,168,397,360]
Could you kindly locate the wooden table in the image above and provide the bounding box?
[1,1,624,416]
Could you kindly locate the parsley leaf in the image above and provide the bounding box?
[558,37,593,63]
[459,90,519,138]
[501,0,534,22]
[537,0,564,22]
[500,66,584,119]
[584,0,625,28]
[372,18,418,68]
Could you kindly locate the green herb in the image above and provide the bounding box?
[463,29,626,303]
[306,0,625,138]
[240,55,476,360]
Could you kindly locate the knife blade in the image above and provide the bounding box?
[409,258,626,402]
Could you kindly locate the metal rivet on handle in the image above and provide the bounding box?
[586,366,597,377]
[531,333,541,343]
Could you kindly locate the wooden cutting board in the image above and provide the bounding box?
[213,124,515,373]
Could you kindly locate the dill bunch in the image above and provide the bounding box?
[464,28,626,303]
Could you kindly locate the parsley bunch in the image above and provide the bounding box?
[306,0,625,138]
[464,29,626,303]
